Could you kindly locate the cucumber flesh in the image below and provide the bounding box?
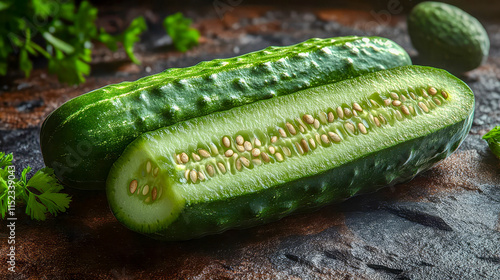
[106,66,474,240]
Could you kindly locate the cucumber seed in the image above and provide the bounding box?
[286,122,296,135]
[240,156,250,167]
[236,135,244,145]
[142,184,150,195]
[358,123,367,134]
[321,134,330,144]
[190,170,198,183]
[279,128,287,137]
[353,102,363,112]
[192,153,201,161]
[129,180,138,194]
[222,136,231,148]
[207,165,215,177]
[300,139,309,153]
[244,141,252,151]
[327,112,335,123]
[152,187,158,201]
[254,138,262,147]
[303,114,314,124]
[199,149,211,158]
[418,102,429,113]
[328,132,341,142]
[337,107,344,119]
[217,162,227,174]
[401,105,410,115]
[276,153,284,162]
[180,153,189,163]
[225,149,234,157]
[252,148,261,157]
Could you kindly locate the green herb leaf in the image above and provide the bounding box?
[483,126,500,159]
[164,12,200,52]
[0,152,72,221]
[0,153,15,219]
[48,52,90,85]
[0,152,13,168]
[23,167,72,220]
[120,16,147,64]
[43,32,75,54]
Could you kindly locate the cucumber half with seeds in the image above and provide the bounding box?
[106,66,474,240]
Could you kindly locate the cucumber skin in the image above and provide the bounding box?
[40,36,411,190]
[146,118,472,241]
[408,2,489,73]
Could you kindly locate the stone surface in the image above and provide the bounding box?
[0,4,499,280]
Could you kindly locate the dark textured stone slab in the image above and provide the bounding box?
[0,4,499,280]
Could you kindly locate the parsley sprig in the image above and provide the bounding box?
[0,152,71,220]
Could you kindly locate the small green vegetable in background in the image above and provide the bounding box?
[164,12,200,52]
[408,1,489,74]
[483,126,500,159]
[0,152,71,221]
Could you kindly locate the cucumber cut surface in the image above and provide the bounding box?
[106,66,474,240]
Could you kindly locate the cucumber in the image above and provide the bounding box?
[408,1,489,73]
[40,36,411,190]
[106,66,474,240]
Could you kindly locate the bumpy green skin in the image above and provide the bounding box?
[106,66,474,241]
[408,1,489,73]
[483,126,500,159]
[40,36,411,190]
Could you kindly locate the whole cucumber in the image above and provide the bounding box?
[40,36,411,189]
[106,66,474,240]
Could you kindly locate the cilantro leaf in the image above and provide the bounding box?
[164,12,200,52]
[483,126,500,159]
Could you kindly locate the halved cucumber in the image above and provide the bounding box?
[106,66,474,240]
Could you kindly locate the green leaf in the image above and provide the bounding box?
[0,152,13,168]
[163,12,200,52]
[43,32,75,54]
[48,53,90,85]
[25,192,48,221]
[0,176,9,219]
[74,1,97,41]
[0,153,15,219]
[120,16,147,64]
[19,48,33,77]
[0,1,11,12]
[24,166,71,220]
[32,0,54,18]
[97,28,118,51]
[483,126,500,159]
